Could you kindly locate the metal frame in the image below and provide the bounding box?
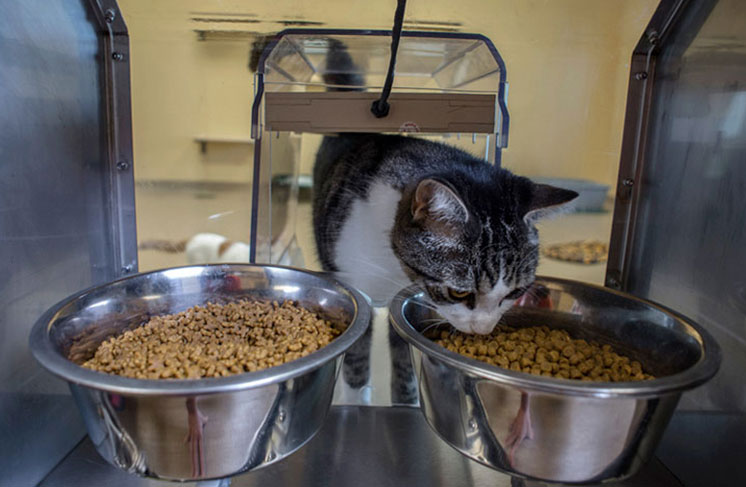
[606,0,690,291]
[248,28,510,263]
[87,0,139,276]
[0,1,138,483]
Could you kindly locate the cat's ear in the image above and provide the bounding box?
[411,178,469,225]
[523,183,578,223]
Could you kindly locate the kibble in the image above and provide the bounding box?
[542,240,608,264]
[80,300,341,379]
[434,325,653,382]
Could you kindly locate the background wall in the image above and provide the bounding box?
[120,0,660,277]
[118,0,659,187]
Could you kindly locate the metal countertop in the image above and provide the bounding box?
[39,406,683,487]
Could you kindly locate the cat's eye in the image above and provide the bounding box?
[447,288,472,300]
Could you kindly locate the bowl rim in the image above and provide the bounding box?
[389,276,721,398]
[29,264,371,396]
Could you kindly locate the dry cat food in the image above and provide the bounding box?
[434,325,653,382]
[542,240,608,264]
[80,300,341,379]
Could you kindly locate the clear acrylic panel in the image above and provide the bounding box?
[264,33,505,94]
[253,131,303,265]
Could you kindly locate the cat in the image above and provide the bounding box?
[139,233,250,264]
[314,135,577,402]
[304,39,577,404]
[309,43,578,335]
[314,134,577,334]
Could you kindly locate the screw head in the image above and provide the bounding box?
[623,178,635,187]
[606,277,620,289]
[121,264,133,274]
[112,52,124,61]
[647,30,660,45]
[634,72,648,81]
[104,9,116,23]
[116,160,129,171]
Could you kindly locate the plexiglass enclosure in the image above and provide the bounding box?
[249,30,510,265]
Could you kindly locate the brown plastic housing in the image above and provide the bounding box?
[265,92,497,134]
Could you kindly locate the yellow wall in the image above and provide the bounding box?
[119,0,659,188]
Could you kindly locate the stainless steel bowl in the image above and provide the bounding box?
[389,277,720,484]
[30,264,371,481]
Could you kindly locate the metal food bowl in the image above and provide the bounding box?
[29,264,371,481]
[389,277,720,484]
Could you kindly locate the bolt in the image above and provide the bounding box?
[468,418,478,431]
[116,160,129,171]
[278,409,286,423]
[647,30,660,46]
[104,9,116,23]
[112,52,124,61]
[623,178,635,187]
[634,72,648,81]
[606,277,622,289]
[121,264,133,274]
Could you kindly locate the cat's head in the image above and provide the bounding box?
[391,172,577,335]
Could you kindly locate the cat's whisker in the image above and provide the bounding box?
[421,300,443,313]
[341,257,415,289]
[409,300,441,313]
[420,317,447,324]
[515,246,540,270]
[344,256,400,274]
[412,302,440,313]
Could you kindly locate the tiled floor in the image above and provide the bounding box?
[136,183,612,286]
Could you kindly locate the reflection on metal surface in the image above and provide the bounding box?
[69,375,334,480]
[331,306,420,407]
[614,0,746,413]
[390,277,720,484]
[39,407,686,487]
[0,0,135,484]
[186,397,207,478]
[30,264,371,480]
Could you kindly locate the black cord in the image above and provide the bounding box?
[371,0,407,118]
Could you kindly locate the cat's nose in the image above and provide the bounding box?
[470,320,498,335]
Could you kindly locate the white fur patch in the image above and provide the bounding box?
[219,242,251,262]
[185,233,250,264]
[334,182,411,306]
[436,277,517,335]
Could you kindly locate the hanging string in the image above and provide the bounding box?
[371,0,407,118]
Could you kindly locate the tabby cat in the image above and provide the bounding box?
[253,37,577,402]
[307,39,577,335]
[313,134,577,334]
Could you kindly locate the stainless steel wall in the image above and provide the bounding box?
[623,0,746,412]
[0,1,135,485]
